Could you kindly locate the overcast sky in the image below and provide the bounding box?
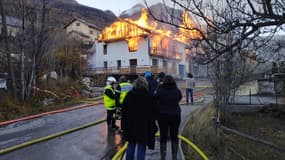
[76,0,145,16]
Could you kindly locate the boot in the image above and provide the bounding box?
[160,142,166,160]
[171,141,178,160]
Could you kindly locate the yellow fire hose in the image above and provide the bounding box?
[178,135,209,160]
[80,96,103,104]
[0,119,106,155]
[112,132,208,160]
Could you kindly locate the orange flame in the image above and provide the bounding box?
[175,10,202,44]
[98,8,202,58]
[126,37,141,52]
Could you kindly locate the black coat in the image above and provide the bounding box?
[146,76,158,95]
[122,88,157,149]
[156,85,182,116]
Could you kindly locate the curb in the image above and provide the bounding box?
[0,100,102,127]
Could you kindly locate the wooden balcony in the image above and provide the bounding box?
[86,66,177,75]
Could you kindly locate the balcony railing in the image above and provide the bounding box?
[86,66,177,75]
[150,47,182,60]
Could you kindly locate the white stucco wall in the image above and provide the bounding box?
[92,37,191,78]
[177,42,189,77]
[94,37,150,68]
[65,20,100,42]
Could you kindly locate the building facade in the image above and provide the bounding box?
[90,33,190,78]
[0,16,21,37]
[64,18,101,44]
[87,8,201,78]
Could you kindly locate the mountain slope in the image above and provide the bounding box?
[49,1,117,29]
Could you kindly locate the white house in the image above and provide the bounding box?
[0,16,22,37]
[89,9,199,78]
[64,18,101,44]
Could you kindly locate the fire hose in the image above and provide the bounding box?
[112,132,209,160]
[0,119,105,155]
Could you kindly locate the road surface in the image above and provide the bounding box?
[0,104,122,160]
[0,79,213,160]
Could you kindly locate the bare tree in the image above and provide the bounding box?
[144,0,285,122]
[51,32,86,80]
[144,0,285,63]
[0,0,17,97]
[1,0,53,101]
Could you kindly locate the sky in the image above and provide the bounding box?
[76,0,146,16]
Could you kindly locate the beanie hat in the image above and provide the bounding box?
[144,71,151,78]
[158,72,166,79]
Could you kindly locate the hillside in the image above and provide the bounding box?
[119,3,184,32]
[48,0,117,29]
[4,0,117,30]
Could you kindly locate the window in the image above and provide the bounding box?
[117,60,121,69]
[130,59,137,67]
[103,44,107,55]
[104,61,107,69]
[163,60,168,68]
[152,59,158,67]
[76,22,80,26]
[130,59,137,73]
[89,30,93,34]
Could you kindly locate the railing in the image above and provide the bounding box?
[86,66,176,75]
[150,47,183,60]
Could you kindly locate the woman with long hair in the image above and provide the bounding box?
[156,75,182,160]
[122,76,157,160]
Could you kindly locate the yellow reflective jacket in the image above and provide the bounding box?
[103,85,115,110]
[119,82,132,104]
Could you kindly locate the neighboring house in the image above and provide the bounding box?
[0,16,22,66]
[64,18,101,44]
[0,73,8,91]
[0,16,21,37]
[89,9,200,78]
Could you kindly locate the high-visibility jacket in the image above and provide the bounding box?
[119,82,132,104]
[103,85,115,110]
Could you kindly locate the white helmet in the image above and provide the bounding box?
[106,76,116,85]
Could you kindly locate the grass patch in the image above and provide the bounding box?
[0,77,90,122]
[182,103,220,160]
[182,104,285,160]
[0,93,83,122]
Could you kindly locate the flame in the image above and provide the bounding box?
[175,11,202,44]
[98,8,202,58]
[126,37,141,52]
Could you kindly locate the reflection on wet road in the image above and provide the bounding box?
[0,104,123,160]
[101,128,124,160]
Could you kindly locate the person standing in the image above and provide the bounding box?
[144,71,158,95]
[103,76,118,130]
[157,72,166,86]
[122,77,157,160]
[156,75,182,160]
[115,75,132,133]
[185,73,195,105]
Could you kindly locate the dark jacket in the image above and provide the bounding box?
[146,76,158,95]
[156,85,182,116]
[122,88,157,149]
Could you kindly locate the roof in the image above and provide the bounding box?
[0,16,22,27]
[63,17,101,31]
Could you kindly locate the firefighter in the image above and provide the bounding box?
[115,75,132,133]
[104,76,118,130]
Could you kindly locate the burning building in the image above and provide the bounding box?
[90,8,201,78]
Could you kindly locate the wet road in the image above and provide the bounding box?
[0,104,122,160]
